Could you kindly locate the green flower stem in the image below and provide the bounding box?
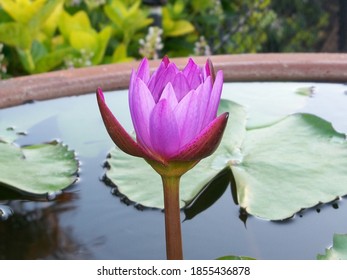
[161,175,183,260]
[147,159,198,260]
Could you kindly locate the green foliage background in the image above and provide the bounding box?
[0,0,334,77]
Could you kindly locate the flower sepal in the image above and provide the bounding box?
[145,159,199,178]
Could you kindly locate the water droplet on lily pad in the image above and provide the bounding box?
[46,190,63,201]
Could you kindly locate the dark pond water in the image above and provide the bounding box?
[0,82,347,260]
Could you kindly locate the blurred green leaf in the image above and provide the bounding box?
[34,47,75,73]
[0,22,31,49]
[69,30,98,53]
[112,43,134,63]
[31,40,47,62]
[191,0,213,12]
[165,20,195,37]
[58,10,91,40]
[28,0,64,34]
[17,48,35,73]
[41,0,64,37]
[92,26,112,65]
[172,0,185,15]
[0,0,45,24]
[163,7,195,37]
[104,0,152,44]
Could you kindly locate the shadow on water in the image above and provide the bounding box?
[0,191,92,259]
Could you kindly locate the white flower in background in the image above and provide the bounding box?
[209,0,224,20]
[64,49,94,69]
[139,26,164,60]
[0,44,7,79]
[193,36,212,56]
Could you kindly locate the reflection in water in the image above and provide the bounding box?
[0,192,91,259]
[183,168,233,221]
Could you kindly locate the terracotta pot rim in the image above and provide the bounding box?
[0,53,346,109]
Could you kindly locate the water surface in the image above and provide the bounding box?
[0,82,347,260]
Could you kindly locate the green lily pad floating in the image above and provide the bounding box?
[232,113,347,220]
[0,141,78,195]
[105,99,347,221]
[105,100,246,209]
[0,127,20,143]
[222,82,312,129]
[216,255,255,260]
[317,234,347,260]
[184,102,347,220]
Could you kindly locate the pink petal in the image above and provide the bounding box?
[171,112,229,161]
[173,76,212,146]
[129,78,155,150]
[159,82,178,109]
[149,99,180,159]
[150,63,179,102]
[203,58,215,82]
[148,59,170,93]
[203,70,223,125]
[136,58,150,83]
[183,58,203,89]
[174,90,201,147]
[195,76,213,130]
[162,56,170,67]
[172,72,191,101]
[96,88,150,158]
[129,69,136,91]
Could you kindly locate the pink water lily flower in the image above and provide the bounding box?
[97,57,228,167]
[97,57,229,260]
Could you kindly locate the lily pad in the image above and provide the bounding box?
[216,255,255,260]
[222,82,312,129]
[105,100,246,209]
[0,141,78,195]
[105,98,347,221]
[232,113,347,220]
[317,234,347,260]
[0,127,24,144]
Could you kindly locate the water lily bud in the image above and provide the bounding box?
[97,57,228,175]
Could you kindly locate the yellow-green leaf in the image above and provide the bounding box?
[58,10,91,39]
[69,30,98,53]
[92,26,112,65]
[34,47,75,73]
[164,20,195,37]
[111,43,133,63]
[0,0,45,24]
[0,22,31,49]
